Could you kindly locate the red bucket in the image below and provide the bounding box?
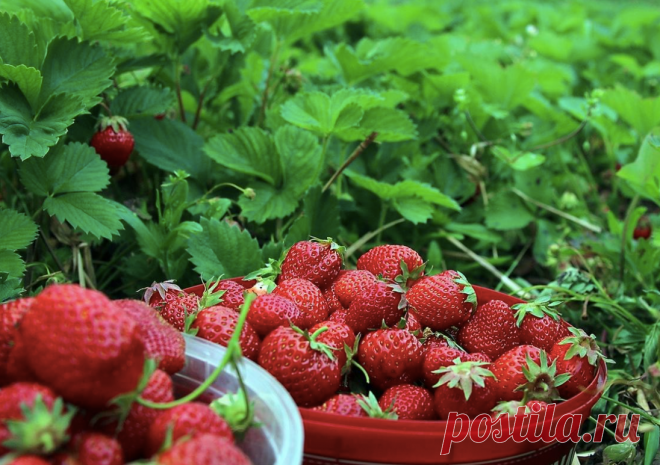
[186,279,607,465]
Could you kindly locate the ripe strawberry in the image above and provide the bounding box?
[212,279,246,311]
[407,271,476,331]
[379,384,435,420]
[356,245,424,282]
[74,433,123,465]
[421,331,457,354]
[311,321,356,356]
[279,239,343,289]
[345,282,405,335]
[273,278,329,328]
[20,284,145,410]
[5,332,37,383]
[5,457,50,465]
[246,294,303,337]
[357,327,424,391]
[549,328,609,399]
[634,225,652,239]
[322,283,345,314]
[191,305,261,361]
[157,434,252,465]
[329,307,348,324]
[512,299,571,352]
[146,402,233,457]
[457,299,520,360]
[90,116,135,169]
[422,346,490,388]
[405,311,422,337]
[0,382,57,420]
[432,360,498,419]
[144,282,201,332]
[258,326,342,407]
[334,270,378,308]
[312,394,367,417]
[115,299,186,374]
[0,298,33,385]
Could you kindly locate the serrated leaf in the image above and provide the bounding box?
[187,217,262,279]
[281,90,364,136]
[0,84,86,160]
[63,0,149,44]
[463,61,535,111]
[206,1,256,54]
[43,193,124,240]
[0,12,41,69]
[0,251,26,278]
[336,107,417,142]
[392,197,435,224]
[485,191,535,231]
[0,274,24,303]
[602,85,660,138]
[617,129,660,206]
[238,183,300,223]
[0,209,38,251]
[0,64,43,109]
[110,86,175,119]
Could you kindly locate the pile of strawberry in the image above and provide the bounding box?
[146,239,609,422]
[0,285,257,465]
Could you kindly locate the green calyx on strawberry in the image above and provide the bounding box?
[432,358,496,400]
[96,115,129,133]
[290,325,336,361]
[355,392,398,420]
[182,278,228,335]
[210,388,259,439]
[243,258,281,292]
[491,400,528,417]
[386,281,409,310]
[309,236,346,257]
[394,259,426,290]
[515,351,570,402]
[420,328,463,350]
[512,297,562,326]
[341,335,370,384]
[559,327,613,365]
[453,271,477,311]
[3,396,75,455]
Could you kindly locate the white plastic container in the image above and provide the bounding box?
[173,334,304,465]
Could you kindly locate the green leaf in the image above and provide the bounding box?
[0,274,24,303]
[602,86,660,138]
[37,37,115,109]
[281,90,364,136]
[206,1,256,54]
[643,322,660,372]
[643,425,659,465]
[463,61,535,111]
[0,84,86,160]
[485,191,535,231]
[492,146,546,171]
[63,0,149,44]
[0,12,41,68]
[617,129,660,206]
[187,217,262,279]
[0,251,26,278]
[130,118,212,181]
[336,107,417,142]
[19,142,110,196]
[445,223,502,244]
[43,193,124,240]
[238,183,300,223]
[0,209,38,251]
[0,64,43,109]
[110,86,175,119]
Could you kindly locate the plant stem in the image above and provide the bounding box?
[464,110,487,141]
[322,132,378,193]
[256,40,282,127]
[530,119,589,151]
[192,76,214,130]
[345,219,406,259]
[375,202,389,244]
[619,194,640,284]
[174,56,186,123]
[39,229,65,275]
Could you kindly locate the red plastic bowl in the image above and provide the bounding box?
[186,279,607,465]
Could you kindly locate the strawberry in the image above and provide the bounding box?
[20,284,145,410]
[212,279,246,311]
[345,281,405,335]
[74,433,123,465]
[322,283,345,314]
[379,384,435,420]
[357,327,424,391]
[422,345,490,388]
[258,326,342,407]
[432,359,498,419]
[5,457,50,465]
[0,298,33,386]
[329,307,348,324]
[144,282,201,332]
[246,294,303,337]
[5,332,37,384]
[549,327,609,399]
[356,245,424,282]
[457,299,520,360]
[279,239,343,289]
[312,394,367,417]
[421,331,458,354]
[0,382,57,420]
[191,305,261,361]
[157,434,252,465]
[512,298,571,351]
[146,402,233,457]
[310,320,356,361]
[115,299,186,374]
[334,270,378,308]
[407,271,476,331]
[405,311,422,337]
[273,278,329,328]
[90,116,135,170]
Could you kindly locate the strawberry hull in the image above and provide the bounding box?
[185,280,607,465]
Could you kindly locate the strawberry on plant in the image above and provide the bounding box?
[246,294,303,337]
[457,299,520,360]
[345,281,406,334]
[334,270,378,308]
[258,325,342,407]
[190,305,261,361]
[549,327,610,398]
[273,278,330,328]
[146,402,233,457]
[157,433,252,465]
[0,298,33,386]
[20,284,146,410]
[512,298,571,351]
[422,345,490,388]
[90,116,135,170]
[356,245,424,283]
[279,239,344,289]
[432,359,498,419]
[407,271,476,331]
[379,384,436,420]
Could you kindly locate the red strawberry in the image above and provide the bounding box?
[273,278,329,328]
[115,299,186,374]
[5,332,37,383]
[157,434,252,465]
[345,282,405,334]
[322,283,345,314]
[5,457,50,465]
[191,305,261,361]
[405,310,422,337]
[279,239,343,289]
[246,294,303,337]
[457,299,520,360]
[334,270,378,308]
[311,321,355,354]
[0,298,33,385]
[74,433,123,465]
[379,384,435,420]
[329,307,348,324]
[312,394,367,417]
[407,270,475,331]
[258,326,342,407]
[357,327,424,391]
[0,382,57,420]
[145,283,201,332]
[512,299,571,352]
[90,116,135,169]
[422,346,490,388]
[526,400,549,413]
[634,225,652,239]
[146,402,233,457]
[432,360,498,419]
[212,279,246,311]
[421,332,456,354]
[356,245,424,282]
[549,328,609,399]
[20,284,145,410]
